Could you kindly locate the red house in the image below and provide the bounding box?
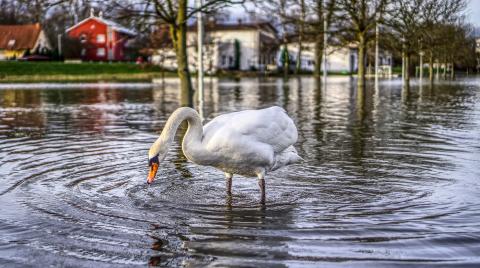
[66,10,136,61]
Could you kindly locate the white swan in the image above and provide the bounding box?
[147,106,302,202]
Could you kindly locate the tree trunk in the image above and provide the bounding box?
[428,52,434,83]
[314,0,323,77]
[314,35,323,77]
[405,54,410,85]
[171,0,193,107]
[295,39,302,74]
[283,43,290,77]
[295,0,306,75]
[280,0,289,78]
[450,62,455,80]
[357,33,367,89]
[442,58,447,80]
[368,60,372,77]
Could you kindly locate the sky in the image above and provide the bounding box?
[229,1,480,25]
[227,1,480,31]
[467,0,480,27]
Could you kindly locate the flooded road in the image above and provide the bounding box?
[0,77,479,267]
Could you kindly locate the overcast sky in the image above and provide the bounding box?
[229,1,480,27]
[467,0,480,27]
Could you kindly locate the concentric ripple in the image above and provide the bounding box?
[1,78,480,267]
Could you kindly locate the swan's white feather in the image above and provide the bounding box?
[196,106,301,176]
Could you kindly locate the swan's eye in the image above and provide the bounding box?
[148,155,159,166]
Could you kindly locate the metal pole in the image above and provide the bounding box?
[323,0,327,83]
[197,0,204,107]
[57,34,62,56]
[375,19,379,90]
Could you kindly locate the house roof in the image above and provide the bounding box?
[0,23,42,50]
[66,16,137,36]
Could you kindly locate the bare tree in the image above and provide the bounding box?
[384,0,425,86]
[258,0,292,77]
[420,0,466,83]
[291,0,306,74]
[435,21,475,80]
[335,0,389,88]
[0,0,29,24]
[111,0,243,106]
[309,0,336,77]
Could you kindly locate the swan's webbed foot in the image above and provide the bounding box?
[225,172,233,195]
[258,178,265,204]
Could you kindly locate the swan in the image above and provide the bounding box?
[147,106,302,202]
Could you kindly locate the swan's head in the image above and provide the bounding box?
[147,141,167,184]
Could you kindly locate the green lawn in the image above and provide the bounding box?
[0,61,172,82]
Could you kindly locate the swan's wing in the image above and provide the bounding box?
[202,106,298,154]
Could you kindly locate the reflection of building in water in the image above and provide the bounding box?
[0,90,47,137]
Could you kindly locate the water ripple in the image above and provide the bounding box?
[0,78,479,266]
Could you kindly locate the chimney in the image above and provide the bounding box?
[99,11,103,18]
[90,7,94,17]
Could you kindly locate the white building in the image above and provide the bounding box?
[151,21,279,72]
[280,40,392,74]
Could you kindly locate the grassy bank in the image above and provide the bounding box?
[0,61,383,83]
[0,61,175,82]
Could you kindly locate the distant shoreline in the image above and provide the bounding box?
[0,61,359,83]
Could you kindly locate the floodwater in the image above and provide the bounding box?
[0,77,479,267]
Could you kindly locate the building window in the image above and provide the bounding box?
[80,34,87,43]
[97,48,105,57]
[81,48,86,56]
[7,39,15,48]
[97,34,105,43]
[228,56,233,66]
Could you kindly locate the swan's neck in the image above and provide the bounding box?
[150,107,204,162]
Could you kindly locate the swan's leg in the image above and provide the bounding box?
[257,172,266,204]
[225,172,233,195]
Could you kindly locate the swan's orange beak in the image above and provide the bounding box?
[147,163,158,184]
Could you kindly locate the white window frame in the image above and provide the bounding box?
[96,34,105,43]
[97,48,105,57]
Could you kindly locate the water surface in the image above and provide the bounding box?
[1,77,479,267]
